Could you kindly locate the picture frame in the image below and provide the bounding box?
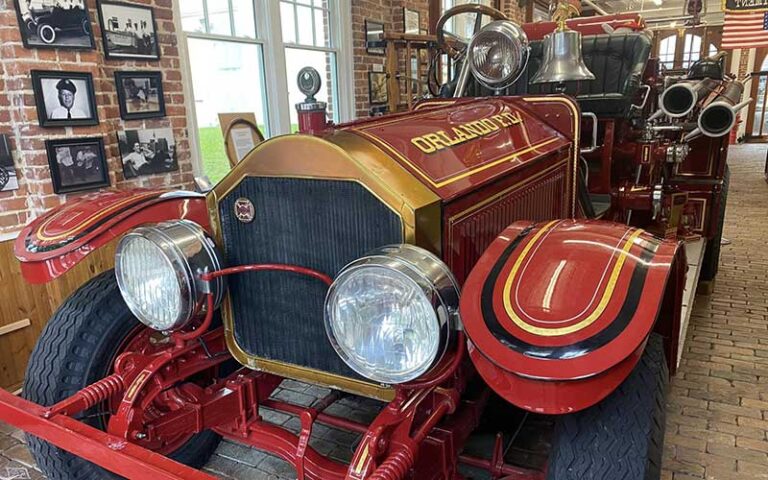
[118,127,178,179]
[97,0,160,60]
[13,0,96,50]
[368,71,388,105]
[403,8,420,35]
[115,70,165,120]
[0,135,19,193]
[365,20,385,55]
[31,70,99,128]
[45,137,110,194]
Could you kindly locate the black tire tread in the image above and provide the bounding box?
[546,334,668,480]
[23,270,220,479]
[700,165,730,282]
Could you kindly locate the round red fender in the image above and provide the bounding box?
[460,219,681,414]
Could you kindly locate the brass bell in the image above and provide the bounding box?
[531,28,596,84]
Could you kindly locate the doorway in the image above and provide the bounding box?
[746,49,768,142]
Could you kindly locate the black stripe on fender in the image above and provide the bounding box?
[479,227,659,360]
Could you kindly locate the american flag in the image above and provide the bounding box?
[722,9,768,50]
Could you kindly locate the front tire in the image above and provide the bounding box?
[23,270,220,479]
[546,334,668,480]
[700,165,730,282]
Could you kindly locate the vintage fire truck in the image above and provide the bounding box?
[0,4,744,480]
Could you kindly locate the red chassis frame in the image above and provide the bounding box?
[0,264,543,480]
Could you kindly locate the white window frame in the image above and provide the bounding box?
[174,0,354,176]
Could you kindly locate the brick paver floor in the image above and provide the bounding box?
[0,144,766,479]
[661,143,768,480]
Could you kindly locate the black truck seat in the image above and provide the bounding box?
[461,32,652,119]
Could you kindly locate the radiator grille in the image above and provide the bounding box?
[219,177,404,378]
[448,167,568,282]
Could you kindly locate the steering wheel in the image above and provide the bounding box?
[436,4,508,60]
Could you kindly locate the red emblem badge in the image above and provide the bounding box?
[234,197,255,223]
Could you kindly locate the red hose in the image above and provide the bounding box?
[201,264,332,286]
[172,294,215,344]
[400,331,466,390]
[175,264,333,344]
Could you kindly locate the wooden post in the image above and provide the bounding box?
[386,39,401,113]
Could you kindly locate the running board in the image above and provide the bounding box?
[677,238,707,368]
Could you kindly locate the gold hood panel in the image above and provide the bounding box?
[209,132,442,256]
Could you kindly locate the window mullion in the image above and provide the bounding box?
[332,0,354,121]
[252,0,260,39]
[228,0,235,36]
[293,2,299,44]
[202,0,211,33]
[311,6,317,46]
[264,0,292,134]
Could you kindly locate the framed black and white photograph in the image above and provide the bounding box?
[45,137,110,194]
[13,0,95,49]
[115,71,165,120]
[403,8,420,35]
[118,127,178,179]
[0,135,19,193]
[32,70,99,128]
[368,71,388,105]
[98,1,159,60]
[365,20,384,55]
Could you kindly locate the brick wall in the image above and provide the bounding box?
[351,0,527,118]
[0,0,194,237]
[501,0,526,22]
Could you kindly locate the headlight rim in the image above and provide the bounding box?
[324,244,460,385]
[115,220,225,332]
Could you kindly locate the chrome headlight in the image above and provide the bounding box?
[324,244,460,385]
[468,20,529,90]
[115,220,225,331]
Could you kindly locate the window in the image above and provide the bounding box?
[280,0,330,47]
[181,0,267,183]
[681,34,702,70]
[750,56,768,137]
[659,35,676,70]
[181,0,256,38]
[279,0,340,131]
[180,0,352,182]
[658,33,720,72]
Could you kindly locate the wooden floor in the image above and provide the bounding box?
[0,144,766,479]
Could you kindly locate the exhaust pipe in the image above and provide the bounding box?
[698,81,750,138]
[659,79,718,118]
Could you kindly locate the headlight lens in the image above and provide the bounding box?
[468,20,529,89]
[324,244,460,384]
[115,220,225,332]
